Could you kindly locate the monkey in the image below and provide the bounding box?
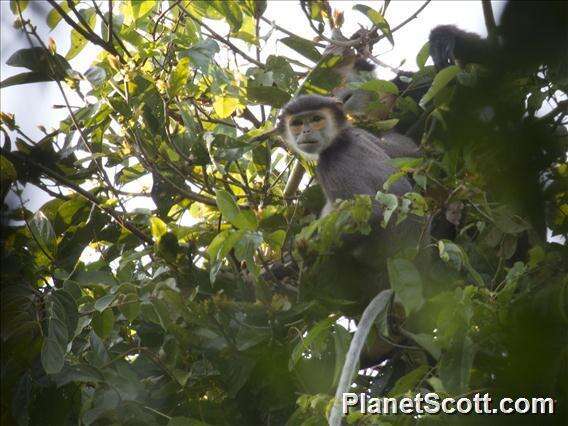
[278,94,430,370]
[278,95,414,217]
[320,29,430,157]
[277,94,427,307]
[429,2,567,71]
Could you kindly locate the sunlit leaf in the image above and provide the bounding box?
[150,216,168,241]
[353,4,393,45]
[213,96,239,119]
[66,8,96,60]
[10,0,28,13]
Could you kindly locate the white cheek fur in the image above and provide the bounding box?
[283,111,338,161]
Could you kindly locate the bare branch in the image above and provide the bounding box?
[481,0,497,40]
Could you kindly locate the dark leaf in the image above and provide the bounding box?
[281,35,321,63]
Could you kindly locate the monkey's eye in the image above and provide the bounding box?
[291,119,303,127]
[311,115,323,123]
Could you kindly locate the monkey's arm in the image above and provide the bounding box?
[429,25,492,69]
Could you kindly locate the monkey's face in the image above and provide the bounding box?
[284,109,338,159]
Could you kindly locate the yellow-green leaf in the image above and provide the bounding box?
[213,96,239,119]
[150,217,168,241]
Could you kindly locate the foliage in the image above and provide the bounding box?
[1,1,567,425]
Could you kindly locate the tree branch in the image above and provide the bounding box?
[46,0,121,59]
[177,4,265,68]
[2,148,153,245]
[481,0,497,40]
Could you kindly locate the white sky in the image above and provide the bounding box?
[0,1,501,212]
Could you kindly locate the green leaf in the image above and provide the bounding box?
[404,331,441,359]
[419,65,460,107]
[359,79,399,95]
[438,240,484,286]
[289,316,335,370]
[416,41,430,69]
[181,39,220,71]
[439,334,474,394]
[47,1,71,30]
[92,309,115,339]
[94,294,115,312]
[232,14,258,44]
[52,364,104,387]
[0,71,55,88]
[266,55,297,90]
[29,210,57,257]
[372,118,399,131]
[388,365,429,397]
[0,155,17,184]
[10,0,28,14]
[280,35,321,63]
[6,47,71,78]
[211,0,243,31]
[265,229,286,251]
[66,30,88,61]
[438,240,463,270]
[207,230,230,261]
[84,66,107,87]
[115,163,146,185]
[243,0,267,18]
[214,190,258,230]
[54,289,78,338]
[213,96,239,119]
[375,192,398,227]
[233,210,258,231]
[216,189,240,223]
[41,337,65,374]
[119,293,141,322]
[246,85,291,108]
[130,0,156,20]
[234,231,263,277]
[353,4,393,45]
[387,258,424,315]
[66,8,96,60]
[101,11,124,43]
[207,230,245,282]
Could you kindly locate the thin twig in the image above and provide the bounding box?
[3,148,153,245]
[177,4,265,68]
[46,0,121,59]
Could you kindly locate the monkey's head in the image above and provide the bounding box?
[278,95,347,159]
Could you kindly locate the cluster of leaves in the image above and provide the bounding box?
[1,1,566,425]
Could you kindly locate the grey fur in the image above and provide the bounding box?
[352,128,421,159]
[279,96,414,220]
[316,127,412,219]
